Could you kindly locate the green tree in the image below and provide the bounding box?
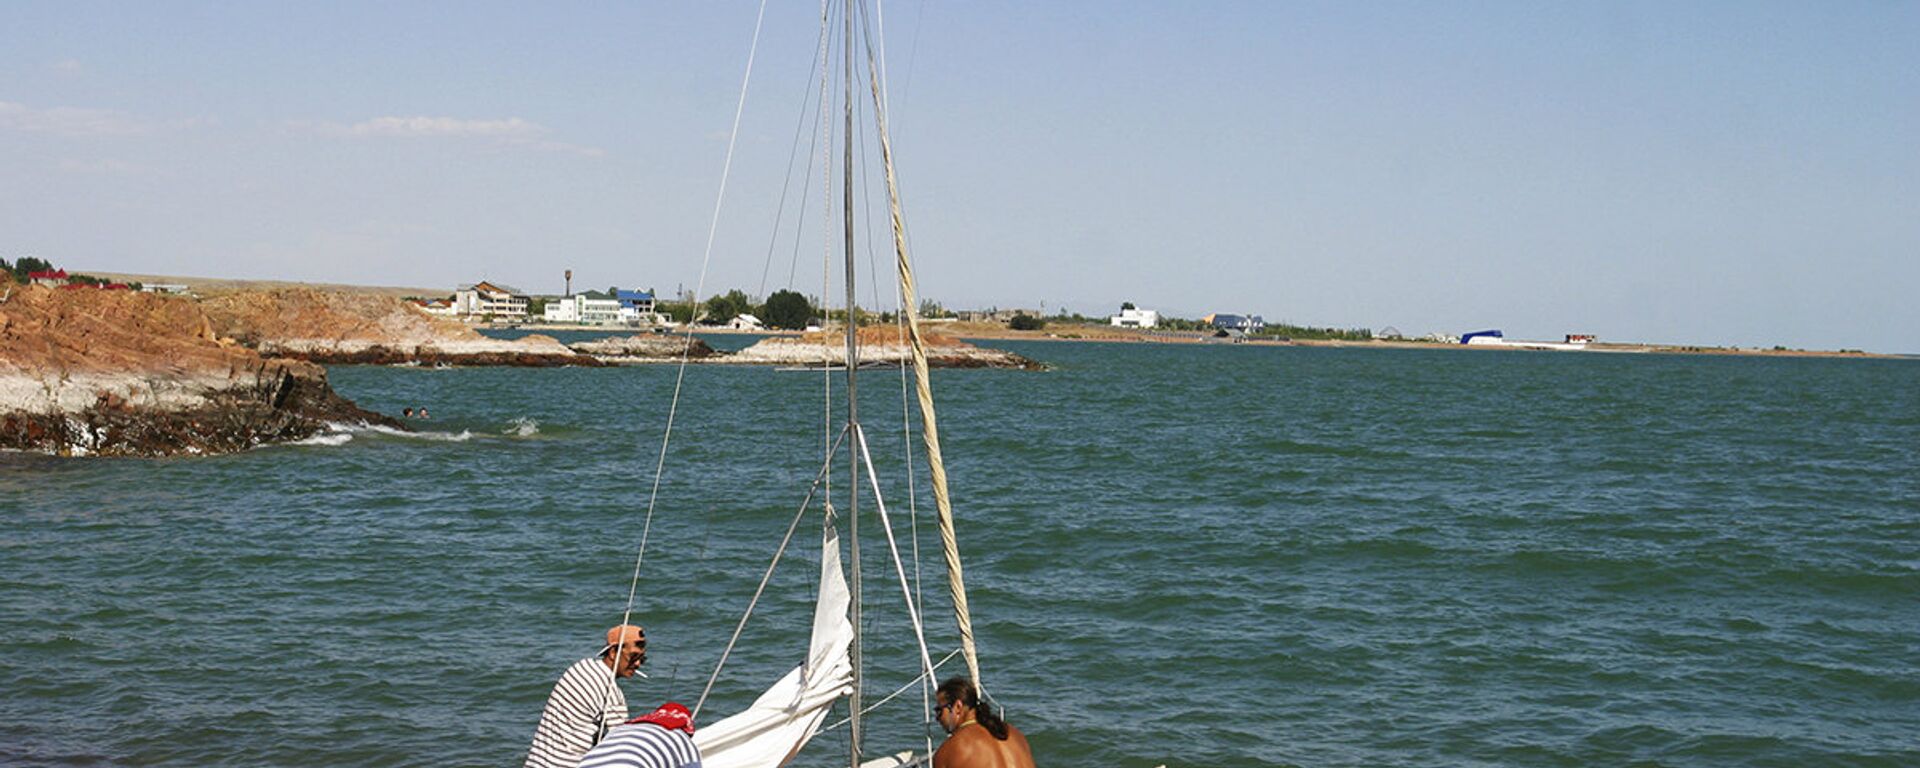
[762,289,814,330]
[1121,301,1136,311]
[14,256,53,280]
[1009,314,1046,331]
[659,300,698,324]
[917,298,952,319]
[702,289,753,324]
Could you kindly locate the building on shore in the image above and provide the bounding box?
[141,283,191,295]
[454,281,530,320]
[1462,329,1504,345]
[955,308,1038,323]
[1204,313,1266,333]
[1110,307,1159,328]
[413,298,457,317]
[27,270,69,287]
[616,290,655,315]
[542,291,623,325]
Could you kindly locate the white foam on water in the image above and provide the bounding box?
[357,423,474,442]
[291,432,355,447]
[503,417,540,437]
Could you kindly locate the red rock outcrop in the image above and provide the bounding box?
[0,284,398,456]
[198,288,590,365]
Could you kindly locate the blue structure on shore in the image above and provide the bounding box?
[615,290,655,311]
[1461,329,1504,344]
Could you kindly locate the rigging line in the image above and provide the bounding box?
[619,0,775,642]
[895,0,927,143]
[819,647,964,732]
[853,424,941,697]
[756,18,830,301]
[782,91,824,291]
[693,423,853,722]
[857,1,934,752]
[818,0,837,510]
[853,62,890,327]
[668,516,717,701]
[856,0,983,696]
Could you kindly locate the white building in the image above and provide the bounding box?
[579,295,621,325]
[542,293,623,325]
[727,313,765,331]
[415,298,457,317]
[542,298,578,323]
[454,281,530,320]
[1109,307,1159,329]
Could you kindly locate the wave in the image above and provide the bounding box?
[311,423,474,443]
[503,417,540,437]
[290,433,355,447]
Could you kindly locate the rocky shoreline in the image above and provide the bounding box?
[1,285,400,457]
[1,286,1040,457]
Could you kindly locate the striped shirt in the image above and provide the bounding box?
[525,657,630,768]
[579,723,702,768]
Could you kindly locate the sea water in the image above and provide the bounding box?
[4,340,1917,766]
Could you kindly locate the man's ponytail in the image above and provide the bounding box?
[937,676,1009,741]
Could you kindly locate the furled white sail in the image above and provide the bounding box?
[694,525,854,768]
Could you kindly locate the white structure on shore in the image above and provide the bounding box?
[543,292,623,325]
[454,281,530,320]
[727,313,765,331]
[1110,307,1159,328]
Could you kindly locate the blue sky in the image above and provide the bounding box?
[3,1,1915,352]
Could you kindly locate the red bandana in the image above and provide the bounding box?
[628,701,695,734]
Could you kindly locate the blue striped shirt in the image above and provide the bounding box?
[579,722,702,768]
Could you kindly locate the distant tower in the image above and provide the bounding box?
[564,269,572,297]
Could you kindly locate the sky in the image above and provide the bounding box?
[3,1,1916,352]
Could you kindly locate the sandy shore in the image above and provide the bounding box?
[78,273,1901,360]
[942,321,1903,360]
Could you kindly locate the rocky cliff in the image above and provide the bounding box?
[199,288,591,366]
[0,285,398,457]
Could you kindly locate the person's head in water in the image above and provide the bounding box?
[935,676,1008,739]
[601,624,647,678]
[403,408,413,418]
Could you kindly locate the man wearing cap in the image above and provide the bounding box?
[578,701,703,768]
[524,625,649,768]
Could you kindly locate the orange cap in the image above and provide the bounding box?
[607,624,645,646]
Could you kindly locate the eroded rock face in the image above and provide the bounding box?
[726,327,1044,370]
[0,285,398,457]
[568,334,717,361]
[199,288,590,366]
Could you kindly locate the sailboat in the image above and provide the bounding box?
[602,2,989,766]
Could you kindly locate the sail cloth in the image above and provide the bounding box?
[693,526,854,768]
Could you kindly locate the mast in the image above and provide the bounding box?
[841,0,863,765]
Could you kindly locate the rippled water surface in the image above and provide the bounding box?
[5,341,1918,767]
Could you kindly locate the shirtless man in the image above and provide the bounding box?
[932,677,1035,768]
